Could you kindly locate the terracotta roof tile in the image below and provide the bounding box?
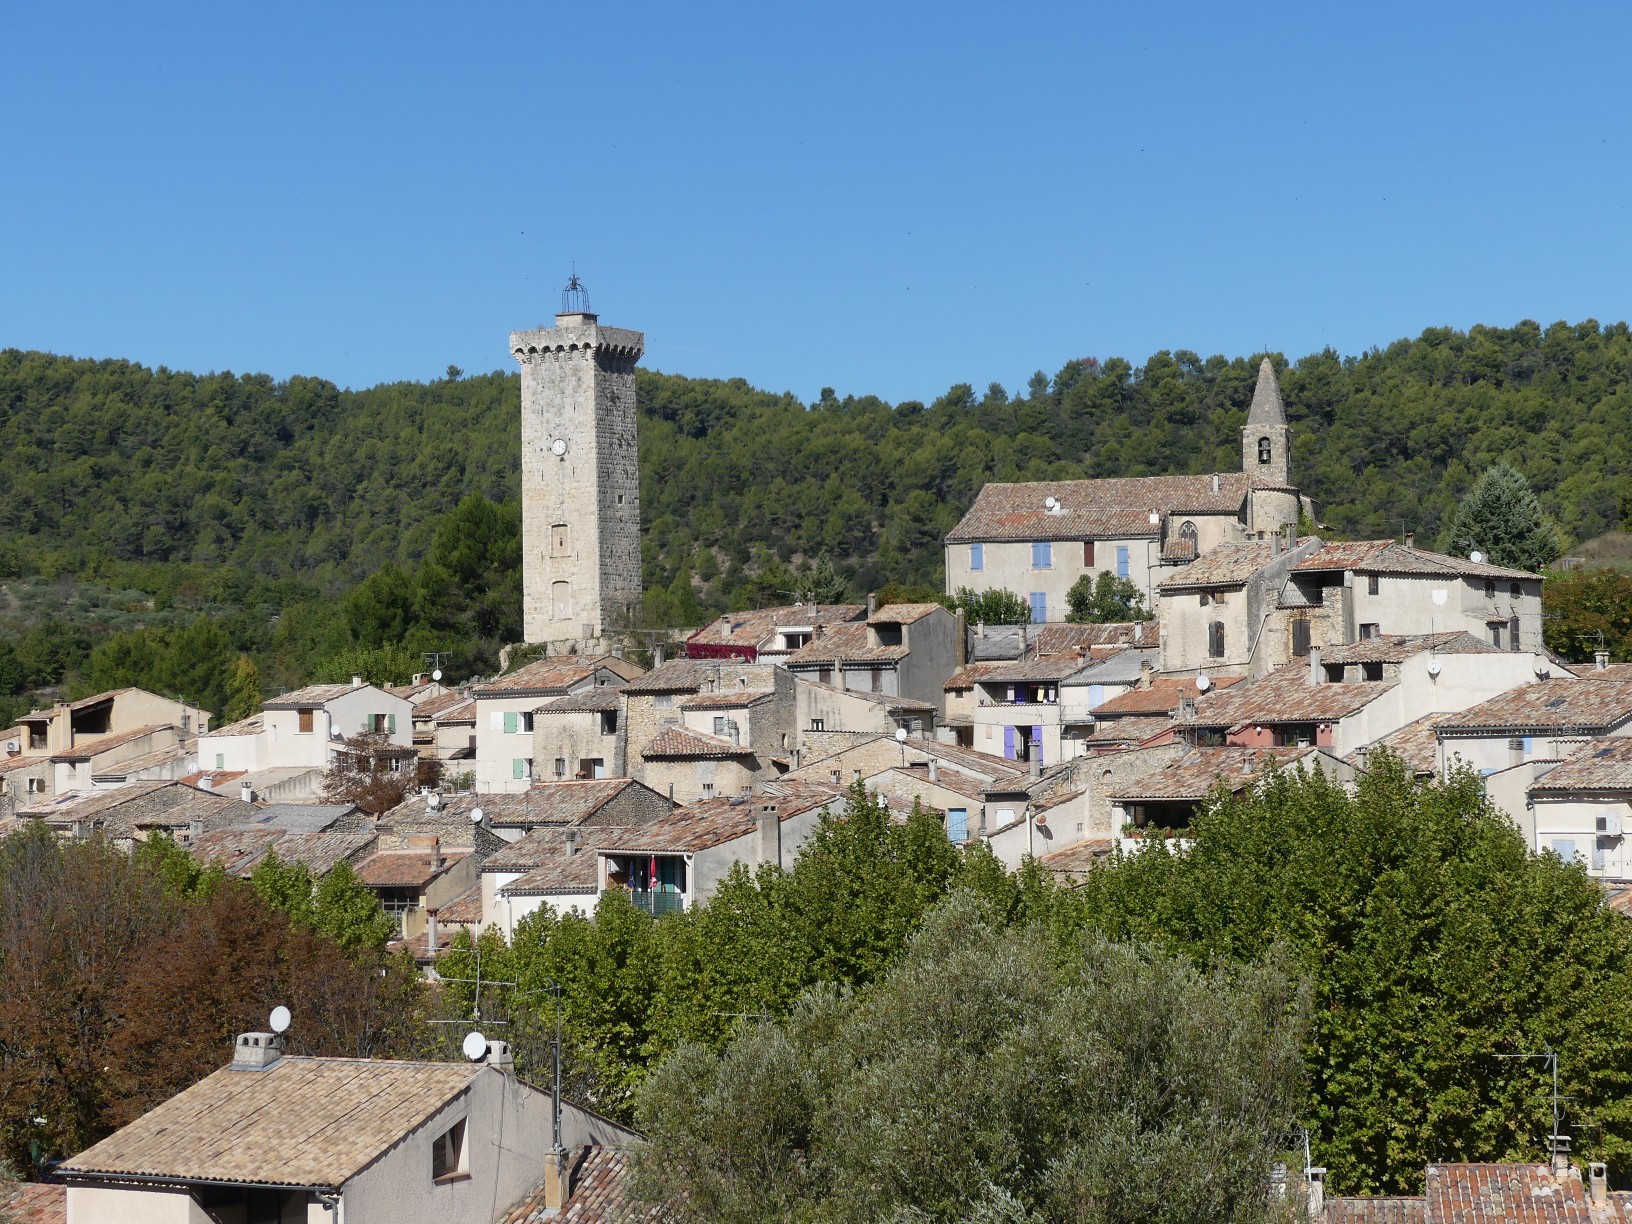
[640,727,753,760]
[355,849,467,888]
[1320,631,1500,664]
[27,781,258,836]
[495,830,646,895]
[1436,679,1632,734]
[0,1182,65,1224]
[431,698,476,724]
[542,687,626,713]
[1035,838,1113,878]
[684,604,865,653]
[1350,715,1442,776]
[386,781,667,829]
[410,690,472,719]
[1531,737,1632,791]
[498,1146,658,1223]
[947,474,1251,543]
[263,683,363,709]
[432,883,484,924]
[1159,542,1290,590]
[58,1056,486,1190]
[1571,662,1632,681]
[1109,746,1322,801]
[1093,675,1244,718]
[594,782,844,853]
[1083,714,1174,745]
[786,623,909,665]
[202,714,264,738]
[1032,622,1158,654]
[273,831,379,876]
[1423,1162,1598,1222]
[621,659,719,694]
[51,724,172,763]
[677,690,775,710]
[867,602,945,625]
[1293,540,1539,580]
[91,746,188,778]
[190,826,285,875]
[473,656,634,699]
[1180,667,1396,729]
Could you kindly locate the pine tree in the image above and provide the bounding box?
[1444,463,1561,573]
[222,655,261,724]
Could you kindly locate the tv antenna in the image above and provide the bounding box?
[1496,1046,1568,1159]
[431,943,515,1027]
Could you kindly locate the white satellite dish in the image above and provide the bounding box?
[470,806,485,825]
[462,1031,488,1062]
[1426,659,1442,678]
[1196,674,1212,692]
[895,727,909,743]
[331,727,344,740]
[432,669,443,682]
[269,1005,291,1034]
[426,792,441,810]
[1469,550,1485,564]
[1044,495,1059,512]
[1432,588,1448,606]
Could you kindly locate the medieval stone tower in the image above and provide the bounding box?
[510,276,644,644]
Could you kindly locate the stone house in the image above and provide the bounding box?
[683,602,866,663]
[1107,746,1354,845]
[532,685,625,780]
[1321,1159,1628,1221]
[471,655,643,794]
[56,1029,638,1224]
[1433,676,1632,778]
[783,602,960,714]
[793,677,938,766]
[1522,737,1632,880]
[259,680,416,770]
[26,779,258,849]
[408,690,477,763]
[13,687,211,757]
[480,825,647,936]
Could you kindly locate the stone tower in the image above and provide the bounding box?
[510,277,644,644]
[1242,356,1291,488]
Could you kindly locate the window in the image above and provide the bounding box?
[1367,574,1380,595]
[297,709,314,734]
[432,1119,467,1181]
[583,758,606,779]
[1083,540,1095,566]
[969,543,984,571]
[1115,546,1130,579]
[1257,436,1272,464]
[504,711,534,734]
[653,693,674,709]
[713,716,727,735]
[1509,615,1521,651]
[809,718,825,732]
[27,777,44,794]
[1179,520,1198,552]
[599,710,618,735]
[1552,838,1578,863]
[1031,541,1053,569]
[552,580,570,619]
[1510,582,1522,598]
[1208,621,1225,659]
[215,753,225,770]
[554,757,566,777]
[947,808,969,844]
[1490,622,1504,649]
[1359,623,1380,641]
[702,782,715,797]
[1029,592,1047,624]
[1291,618,1311,657]
[551,523,570,556]
[1362,662,1383,681]
[513,758,530,780]
[870,666,884,693]
[1484,580,1496,600]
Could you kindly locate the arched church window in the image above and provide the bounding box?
[1179,521,1198,550]
[1257,437,1273,464]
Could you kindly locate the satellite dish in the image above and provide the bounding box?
[1196,674,1212,692]
[470,806,484,825]
[1148,509,1161,526]
[331,727,344,740]
[432,669,443,682]
[269,1005,291,1034]
[462,1031,488,1062]
[895,727,909,743]
[1043,495,1059,512]
[1469,550,1485,564]
[426,791,441,810]
[1426,659,1442,677]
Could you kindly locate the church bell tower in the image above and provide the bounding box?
[510,275,644,644]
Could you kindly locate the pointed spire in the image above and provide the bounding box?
[1246,357,1286,427]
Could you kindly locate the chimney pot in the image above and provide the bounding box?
[927,757,940,784]
[425,909,438,954]
[1140,658,1154,690]
[1591,1162,1608,1206]
[231,1031,285,1071]
[1309,645,1323,686]
[1596,649,1610,671]
[189,816,204,842]
[976,620,986,639]
[1405,530,1415,549]
[352,674,364,688]
[653,644,666,667]
[564,827,579,856]
[1211,472,1220,494]
[867,593,877,617]
[1306,1168,1326,1219]
[1018,623,1029,653]
[239,784,254,804]
[756,804,781,868]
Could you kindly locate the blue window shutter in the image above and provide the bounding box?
[1032,541,1052,568]
[1033,725,1044,768]
[513,758,525,780]
[1116,546,1130,579]
[947,809,969,843]
[504,711,518,735]
[970,543,983,571]
[1029,592,1046,623]
[1003,726,1016,759]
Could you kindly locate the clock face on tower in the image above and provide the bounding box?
[550,438,568,457]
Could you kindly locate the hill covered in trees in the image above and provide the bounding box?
[2,317,1631,708]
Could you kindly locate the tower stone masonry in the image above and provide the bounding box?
[510,285,644,644]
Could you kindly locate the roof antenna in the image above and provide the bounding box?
[1496,1047,1570,1170]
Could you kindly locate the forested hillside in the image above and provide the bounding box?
[2,317,1630,710]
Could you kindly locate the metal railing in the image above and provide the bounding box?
[628,889,685,917]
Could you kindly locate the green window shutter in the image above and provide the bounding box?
[387,713,397,733]
[513,758,525,780]
[504,711,518,735]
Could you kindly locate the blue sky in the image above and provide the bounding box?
[4,1,1629,403]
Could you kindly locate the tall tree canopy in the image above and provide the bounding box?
[1443,462,1561,573]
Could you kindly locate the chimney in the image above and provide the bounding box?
[484,1039,514,1071]
[1590,1162,1608,1206]
[1596,649,1610,671]
[1284,521,1296,549]
[756,804,782,868]
[239,784,254,804]
[189,816,204,843]
[231,1031,285,1071]
[1018,623,1029,654]
[543,1150,565,1211]
[611,643,624,659]
[564,827,579,856]
[976,620,986,639]
[1550,1133,1572,1176]
[1404,530,1415,549]
[425,909,438,954]
[834,665,846,692]
[867,592,877,617]
[1309,646,1322,686]
[412,672,426,685]
[1140,658,1154,690]
[351,674,364,688]
[1211,472,1220,494]
[1306,1168,1325,1220]
[953,608,967,666]
[409,833,443,870]
[927,757,940,784]
[653,643,666,667]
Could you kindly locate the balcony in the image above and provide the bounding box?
[628,889,686,917]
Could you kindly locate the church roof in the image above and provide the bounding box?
[947,474,1251,543]
[1245,357,1288,428]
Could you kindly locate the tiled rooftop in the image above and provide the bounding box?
[58,1056,485,1190]
[785,623,909,665]
[0,1182,64,1224]
[684,604,865,652]
[1034,838,1113,879]
[355,850,466,888]
[1320,631,1499,664]
[541,687,626,714]
[473,656,633,699]
[263,683,365,709]
[1350,715,1442,777]
[496,830,643,895]
[867,602,945,624]
[1093,675,1244,718]
[202,714,264,738]
[430,698,476,724]
[27,780,258,835]
[1435,679,1632,734]
[385,780,665,829]
[1033,621,1159,654]
[620,658,719,694]
[433,883,484,925]
[947,474,1252,543]
[1180,667,1396,730]
[190,826,284,874]
[410,690,472,720]
[1109,746,1321,801]
[498,1145,658,1223]
[273,832,379,876]
[1082,714,1174,746]
[678,690,775,710]
[1158,541,1290,591]
[51,723,172,763]
[91,745,188,777]
[1293,539,1539,580]
[640,727,752,760]
[1530,737,1632,791]
[593,782,844,854]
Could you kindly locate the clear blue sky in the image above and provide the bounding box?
[4,1,1629,404]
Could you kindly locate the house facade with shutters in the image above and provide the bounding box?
[944,358,1309,623]
[470,655,644,794]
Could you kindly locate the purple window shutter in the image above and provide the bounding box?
[1003,726,1016,759]
[1033,726,1043,767]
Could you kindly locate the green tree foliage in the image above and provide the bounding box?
[1443,462,1561,573]
[632,894,1309,1224]
[953,586,1031,625]
[221,654,261,723]
[1065,571,1152,623]
[251,851,396,952]
[1544,567,1632,662]
[1048,756,1632,1194]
